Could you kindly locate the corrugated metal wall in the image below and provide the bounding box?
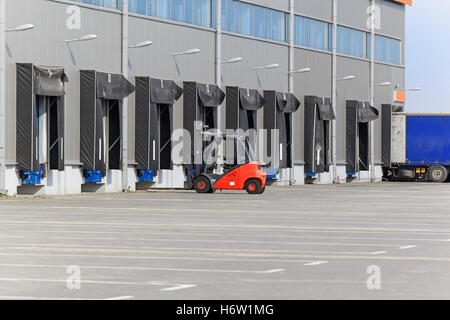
[4,0,406,176]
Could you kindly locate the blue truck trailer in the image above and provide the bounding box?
[382,105,450,182]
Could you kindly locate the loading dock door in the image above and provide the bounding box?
[46,96,64,170]
[225,87,264,165]
[304,96,335,174]
[264,91,301,169]
[107,100,121,170]
[16,64,68,179]
[346,100,379,173]
[135,77,182,176]
[183,82,225,171]
[80,70,135,177]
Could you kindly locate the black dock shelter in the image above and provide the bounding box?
[226,87,264,132]
[134,77,183,181]
[183,82,225,173]
[263,91,301,169]
[16,63,68,184]
[80,70,135,183]
[346,100,379,174]
[226,87,264,164]
[304,96,335,174]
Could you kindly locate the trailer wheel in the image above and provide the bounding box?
[245,179,261,195]
[194,176,211,193]
[428,166,448,183]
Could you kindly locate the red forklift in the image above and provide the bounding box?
[191,133,267,194]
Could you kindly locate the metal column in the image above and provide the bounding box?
[331,0,338,183]
[0,0,6,194]
[288,0,295,184]
[370,0,376,181]
[216,0,224,169]
[122,0,130,191]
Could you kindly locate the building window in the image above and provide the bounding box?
[233,1,242,33]
[185,0,193,23]
[147,0,155,15]
[336,25,364,57]
[71,0,122,9]
[295,15,330,51]
[136,0,147,14]
[264,8,271,39]
[242,3,253,36]
[253,6,263,38]
[171,0,184,22]
[194,0,202,25]
[367,33,401,64]
[226,0,234,31]
[156,0,170,19]
[72,0,216,28]
[222,1,288,43]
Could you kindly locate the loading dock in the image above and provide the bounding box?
[346,100,379,177]
[304,96,335,180]
[183,82,225,188]
[263,91,301,174]
[79,70,135,186]
[134,77,183,183]
[16,63,68,186]
[225,87,264,165]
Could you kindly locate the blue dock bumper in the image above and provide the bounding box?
[22,170,42,185]
[266,168,278,179]
[85,170,102,183]
[138,170,154,182]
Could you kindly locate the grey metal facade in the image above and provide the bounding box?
[1,0,406,194]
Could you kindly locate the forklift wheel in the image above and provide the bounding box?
[244,179,261,195]
[194,176,212,193]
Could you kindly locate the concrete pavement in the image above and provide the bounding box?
[0,182,449,299]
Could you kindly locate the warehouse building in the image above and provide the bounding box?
[0,0,410,195]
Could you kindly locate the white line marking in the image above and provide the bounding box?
[0,252,315,263]
[0,263,285,274]
[398,245,417,250]
[370,251,387,255]
[0,296,134,300]
[4,242,405,252]
[104,296,134,300]
[5,229,450,241]
[2,234,444,246]
[259,269,285,274]
[0,277,190,287]
[304,261,328,266]
[160,284,197,292]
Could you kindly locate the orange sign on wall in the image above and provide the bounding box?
[394,90,406,103]
[394,0,412,5]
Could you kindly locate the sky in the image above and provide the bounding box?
[405,0,450,112]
